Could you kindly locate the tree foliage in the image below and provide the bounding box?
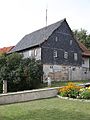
[73,29,90,49]
[0,53,43,93]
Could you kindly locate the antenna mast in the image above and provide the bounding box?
[46,7,47,27]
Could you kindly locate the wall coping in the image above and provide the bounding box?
[0,87,60,97]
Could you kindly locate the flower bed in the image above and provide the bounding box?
[58,82,90,100]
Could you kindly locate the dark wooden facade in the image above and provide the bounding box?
[41,20,82,66]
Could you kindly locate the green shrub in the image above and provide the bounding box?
[68,88,79,98]
[79,90,90,99]
[0,53,43,93]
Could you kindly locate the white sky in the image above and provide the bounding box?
[0,0,90,47]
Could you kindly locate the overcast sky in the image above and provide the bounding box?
[0,0,90,47]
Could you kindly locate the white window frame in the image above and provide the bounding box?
[54,50,57,58]
[55,36,58,42]
[64,52,68,59]
[74,53,78,61]
[70,40,72,45]
[29,50,32,57]
[34,49,37,56]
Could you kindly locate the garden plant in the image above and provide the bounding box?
[58,82,90,99]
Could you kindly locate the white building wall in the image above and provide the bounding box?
[22,50,29,58]
[82,57,89,68]
[35,48,41,60]
[81,57,90,80]
[22,47,41,60]
[70,67,82,80]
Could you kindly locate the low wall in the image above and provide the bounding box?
[0,87,59,105]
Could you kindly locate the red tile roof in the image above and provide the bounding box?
[0,46,14,54]
[78,42,90,57]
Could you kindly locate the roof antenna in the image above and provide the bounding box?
[46,5,48,27]
[43,4,48,40]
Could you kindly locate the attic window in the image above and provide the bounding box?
[74,53,78,61]
[54,50,57,57]
[55,36,58,42]
[70,40,72,45]
[64,52,68,59]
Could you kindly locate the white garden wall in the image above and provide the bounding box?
[0,87,59,105]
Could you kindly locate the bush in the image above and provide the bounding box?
[58,82,82,98]
[0,53,43,92]
[58,83,90,100]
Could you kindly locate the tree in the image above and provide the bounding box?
[73,29,90,49]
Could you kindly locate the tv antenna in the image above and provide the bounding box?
[46,4,48,27]
[46,8,47,27]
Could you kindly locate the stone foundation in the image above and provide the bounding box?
[43,64,89,81]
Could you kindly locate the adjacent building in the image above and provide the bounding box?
[78,42,90,80]
[0,46,14,54]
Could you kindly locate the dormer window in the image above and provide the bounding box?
[54,50,57,57]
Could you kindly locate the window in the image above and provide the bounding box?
[29,50,32,57]
[34,49,37,56]
[74,53,78,61]
[55,36,58,42]
[50,65,53,68]
[72,67,75,71]
[70,40,72,45]
[54,50,57,57]
[64,52,68,59]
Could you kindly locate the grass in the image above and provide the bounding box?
[42,79,90,88]
[0,97,90,120]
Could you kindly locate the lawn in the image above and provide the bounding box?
[0,97,90,120]
[42,79,90,88]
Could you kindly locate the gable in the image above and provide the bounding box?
[42,20,81,52]
[41,20,82,66]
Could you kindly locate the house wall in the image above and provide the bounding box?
[81,57,90,80]
[41,20,82,66]
[22,47,41,60]
[81,67,90,80]
[82,57,89,68]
